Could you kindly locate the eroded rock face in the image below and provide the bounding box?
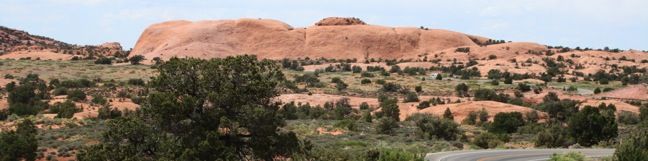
[131,18,480,61]
[314,17,366,26]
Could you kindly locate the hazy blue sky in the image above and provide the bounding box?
[1,0,646,50]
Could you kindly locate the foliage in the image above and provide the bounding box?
[78,56,307,160]
[455,83,469,97]
[568,106,617,147]
[404,92,420,102]
[50,100,79,118]
[129,55,145,65]
[378,96,400,121]
[7,74,49,116]
[473,132,502,149]
[413,114,460,141]
[0,120,38,161]
[615,128,648,161]
[97,105,122,119]
[535,124,573,148]
[376,117,399,135]
[94,57,113,65]
[549,152,585,161]
[67,89,87,102]
[489,112,525,133]
[443,108,454,120]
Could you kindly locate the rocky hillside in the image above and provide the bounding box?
[0,26,125,60]
[131,17,648,76]
[131,17,494,61]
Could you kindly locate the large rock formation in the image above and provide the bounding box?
[131,17,483,61]
[0,26,126,60]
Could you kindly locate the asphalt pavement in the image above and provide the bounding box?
[425,149,615,161]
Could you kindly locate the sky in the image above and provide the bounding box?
[1,0,647,50]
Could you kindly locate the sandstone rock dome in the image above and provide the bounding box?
[131,17,484,61]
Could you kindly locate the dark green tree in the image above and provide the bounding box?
[489,112,525,133]
[455,83,469,97]
[443,108,454,120]
[78,56,307,160]
[568,106,618,146]
[0,120,38,161]
[379,97,400,121]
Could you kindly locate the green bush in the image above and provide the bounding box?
[568,106,617,146]
[489,112,525,133]
[0,120,38,161]
[618,111,640,125]
[67,90,87,102]
[127,79,145,86]
[414,114,460,141]
[94,57,113,65]
[381,82,402,92]
[473,132,502,149]
[52,87,68,96]
[403,92,419,102]
[91,95,108,105]
[376,117,399,134]
[615,128,648,161]
[535,124,573,148]
[97,106,122,120]
[360,79,372,84]
[549,152,585,161]
[359,102,370,110]
[50,100,79,118]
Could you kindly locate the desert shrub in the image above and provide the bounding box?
[415,85,422,93]
[60,79,94,88]
[593,87,601,94]
[443,108,454,120]
[568,106,617,146]
[403,92,419,102]
[535,124,573,148]
[91,95,108,105]
[378,97,400,121]
[67,90,87,102]
[334,98,353,120]
[549,152,585,161]
[351,65,362,73]
[375,79,386,85]
[618,111,640,125]
[417,101,430,110]
[97,106,122,119]
[334,119,357,131]
[50,100,79,118]
[615,128,648,161]
[473,132,502,149]
[127,79,145,86]
[360,78,372,84]
[489,112,525,133]
[0,110,7,121]
[376,117,399,134]
[129,55,145,65]
[640,106,648,122]
[525,111,540,123]
[94,57,113,65]
[462,111,478,125]
[455,83,469,97]
[389,65,401,73]
[335,81,348,91]
[52,87,68,96]
[381,82,402,92]
[414,114,460,141]
[517,83,531,92]
[294,73,324,87]
[361,72,375,77]
[359,102,370,110]
[7,74,49,116]
[0,120,38,161]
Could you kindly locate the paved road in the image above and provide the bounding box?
[425,149,615,161]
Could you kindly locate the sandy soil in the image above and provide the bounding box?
[0,50,74,60]
[418,101,546,123]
